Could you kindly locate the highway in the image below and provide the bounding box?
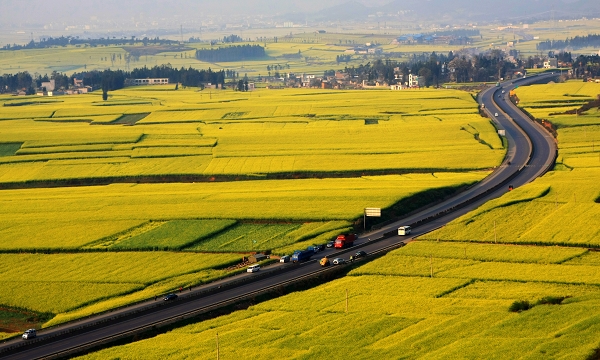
[0,73,558,360]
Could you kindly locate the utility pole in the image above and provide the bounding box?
[345,289,349,313]
[430,254,433,278]
[180,25,183,43]
[494,220,497,244]
[216,332,220,360]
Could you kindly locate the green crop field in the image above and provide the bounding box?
[76,241,600,360]
[94,219,237,250]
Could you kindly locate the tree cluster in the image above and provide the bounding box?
[573,54,600,78]
[537,34,600,51]
[0,72,35,94]
[236,80,249,91]
[343,50,519,87]
[223,34,243,43]
[336,55,352,64]
[196,44,266,62]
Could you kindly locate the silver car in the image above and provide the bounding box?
[22,329,36,340]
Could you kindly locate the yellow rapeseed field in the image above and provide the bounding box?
[76,241,600,360]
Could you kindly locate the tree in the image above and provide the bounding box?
[418,67,432,87]
[237,79,245,92]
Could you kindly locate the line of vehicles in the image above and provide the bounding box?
[20,226,413,342]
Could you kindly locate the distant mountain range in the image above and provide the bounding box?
[311,0,600,22]
[1,0,599,26]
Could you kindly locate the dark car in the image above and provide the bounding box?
[313,244,326,252]
[163,293,178,301]
[355,250,367,258]
[326,241,334,248]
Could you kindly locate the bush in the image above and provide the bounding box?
[537,296,567,305]
[509,300,532,312]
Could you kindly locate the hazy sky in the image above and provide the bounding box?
[0,0,389,25]
[1,0,597,30]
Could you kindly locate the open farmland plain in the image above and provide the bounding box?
[77,241,600,360]
[0,85,502,333]
[71,81,600,359]
[3,18,600,76]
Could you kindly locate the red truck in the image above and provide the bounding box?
[334,233,357,249]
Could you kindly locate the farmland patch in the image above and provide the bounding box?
[0,143,22,157]
[107,113,150,125]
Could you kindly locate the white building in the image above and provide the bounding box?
[408,74,423,88]
[41,80,55,91]
[129,78,169,86]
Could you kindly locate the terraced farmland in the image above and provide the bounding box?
[0,87,503,183]
[0,84,505,332]
[70,81,600,360]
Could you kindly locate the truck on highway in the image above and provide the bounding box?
[334,233,357,249]
[291,249,314,263]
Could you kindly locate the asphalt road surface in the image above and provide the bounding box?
[0,73,558,360]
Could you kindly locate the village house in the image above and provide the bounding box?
[125,78,170,86]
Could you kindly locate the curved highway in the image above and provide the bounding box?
[0,73,558,360]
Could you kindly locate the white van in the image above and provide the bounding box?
[247,264,260,273]
[398,226,412,236]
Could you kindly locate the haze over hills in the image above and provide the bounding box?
[2,0,599,27]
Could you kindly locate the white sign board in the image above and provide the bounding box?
[498,129,506,136]
[365,207,381,217]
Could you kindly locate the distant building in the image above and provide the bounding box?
[543,58,558,68]
[390,84,407,90]
[41,80,55,92]
[126,78,169,86]
[408,74,424,88]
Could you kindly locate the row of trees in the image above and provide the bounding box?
[2,36,175,51]
[0,65,225,94]
[195,45,266,62]
[537,34,600,51]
